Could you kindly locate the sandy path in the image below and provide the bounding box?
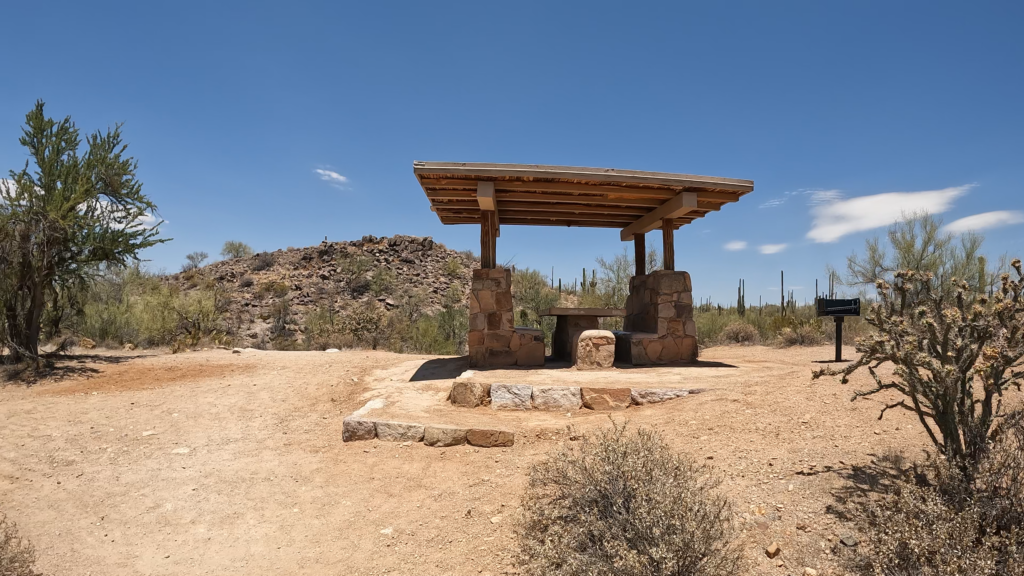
[0,345,996,575]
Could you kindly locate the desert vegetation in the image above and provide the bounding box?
[0,514,43,576]
[517,423,741,576]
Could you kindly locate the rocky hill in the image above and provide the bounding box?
[168,235,476,348]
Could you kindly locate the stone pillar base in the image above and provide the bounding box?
[468,268,545,367]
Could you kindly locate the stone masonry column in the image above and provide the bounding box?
[468,267,545,368]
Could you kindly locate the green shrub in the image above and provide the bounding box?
[221,240,254,260]
[369,267,396,297]
[517,423,741,576]
[444,257,464,278]
[0,514,42,576]
[73,266,226,348]
[238,275,254,288]
[778,325,823,346]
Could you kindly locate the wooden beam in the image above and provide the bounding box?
[495,191,666,207]
[662,218,675,271]
[619,192,698,241]
[634,233,646,277]
[480,210,497,269]
[496,201,651,216]
[498,209,638,223]
[477,182,499,237]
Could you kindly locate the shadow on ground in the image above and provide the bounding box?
[1,353,142,386]
[408,355,738,381]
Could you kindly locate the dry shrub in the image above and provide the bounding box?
[856,414,1024,576]
[517,423,741,576]
[719,322,757,344]
[0,514,43,576]
[778,325,823,346]
[251,252,274,272]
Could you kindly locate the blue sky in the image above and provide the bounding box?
[2,1,1022,305]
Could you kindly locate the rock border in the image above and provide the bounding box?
[450,381,702,410]
[342,418,515,448]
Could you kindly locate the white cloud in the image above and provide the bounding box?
[759,243,788,254]
[759,197,788,209]
[723,240,747,251]
[806,185,972,243]
[315,169,348,188]
[942,210,1024,234]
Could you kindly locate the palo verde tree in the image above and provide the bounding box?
[814,262,1024,478]
[0,101,164,362]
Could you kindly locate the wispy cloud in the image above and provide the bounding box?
[759,196,790,209]
[723,240,747,251]
[314,168,348,188]
[805,189,844,206]
[806,185,972,243]
[943,210,1024,235]
[759,243,788,254]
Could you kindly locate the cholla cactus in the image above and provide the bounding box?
[814,259,1024,476]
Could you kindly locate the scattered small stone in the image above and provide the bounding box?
[325,348,340,353]
[840,534,859,547]
[490,515,502,524]
[142,430,156,437]
[380,527,393,535]
[232,348,242,354]
[766,542,781,558]
[171,447,190,454]
[804,568,818,576]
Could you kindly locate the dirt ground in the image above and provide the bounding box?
[1,345,1003,576]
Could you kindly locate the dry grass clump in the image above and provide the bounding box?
[0,514,43,576]
[854,414,1024,576]
[516,423,741,576]
[778,325,823,346]
[719,322,758,344]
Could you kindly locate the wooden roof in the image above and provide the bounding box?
[414,161,753,239]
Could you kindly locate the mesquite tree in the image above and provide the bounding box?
[813,262,1024,476]
[0,101,164,362]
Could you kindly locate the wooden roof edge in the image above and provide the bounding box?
[413,161,753,192]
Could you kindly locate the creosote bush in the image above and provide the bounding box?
[719,322,757,344]
[0,514,43,576]
[251,252,274,272]
[517,423,741,576]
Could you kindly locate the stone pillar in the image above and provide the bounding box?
[618,270,697,364]
[468,267,545,367]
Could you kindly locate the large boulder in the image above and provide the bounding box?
[581,387,633,411]
[575,330,616,370]
[374,421,425,442]
[423,426,469,447]
[342,417,376,442]
[466,429,515,448]
[532,386,582,411]
[450,381,490,408]
[490,383,533,410]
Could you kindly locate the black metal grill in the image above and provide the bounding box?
[816,298,861,361]
[816,298,861,317]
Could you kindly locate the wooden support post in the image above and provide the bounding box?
[633,232,646,277]
[662,218,675,271]
[480,211,497,269]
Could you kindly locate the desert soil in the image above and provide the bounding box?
[0,345,998,575]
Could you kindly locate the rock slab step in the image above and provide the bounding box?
[423,426,469,447]
[466,429,515,448]
[342,417,376,442]
[630,388,691,405]
[490,383,533,411]
[532,386,583,411]
[450,381,491,408]
[581,387,633,411]
[375,421,425,442]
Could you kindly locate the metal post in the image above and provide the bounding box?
[834,316,844,362]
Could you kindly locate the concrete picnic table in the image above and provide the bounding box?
[540,307,626,362]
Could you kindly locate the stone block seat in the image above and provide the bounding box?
[613,270,698,365]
